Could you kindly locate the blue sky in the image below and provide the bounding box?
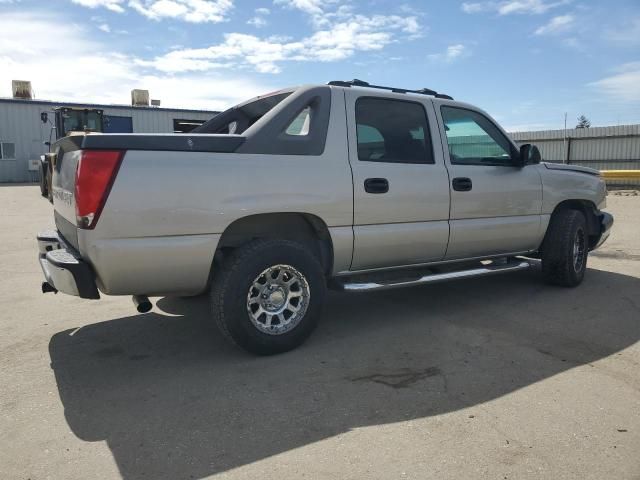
[1,0,639,130]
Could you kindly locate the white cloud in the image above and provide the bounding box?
[0,12,269,110]
[604,17,640,46]
[274,0,326,15]
[534,14,574,35]
[562,36,580,48]
[462,0,571,15]
[70,0,234,23]
[589,62,640,102]
[98,23,111,32]
[247,16,267,27]
[461,2,492,13]
[71,0,125,13]
[143,13,421,74]
[128,0,233,23]
[247,6,270,28]
[428,44,468,63]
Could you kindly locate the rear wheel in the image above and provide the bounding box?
[210,239,326,355]
[540,209,588,287]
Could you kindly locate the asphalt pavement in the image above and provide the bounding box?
[1,185,639,480]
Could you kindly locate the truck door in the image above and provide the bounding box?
[345,90,451,271]
[433,102,543,259]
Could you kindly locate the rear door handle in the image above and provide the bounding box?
[364,178,389,194]
[452,177,472,192]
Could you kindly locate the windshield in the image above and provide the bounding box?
[192,91,293,134]
[62,111,84,134]
[61,109,103,134]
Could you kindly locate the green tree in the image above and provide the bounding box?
[576,115,591,129]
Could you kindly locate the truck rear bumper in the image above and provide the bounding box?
[37,230,100,299]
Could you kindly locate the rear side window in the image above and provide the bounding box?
[285,107,311,136]
[356,98,434,164]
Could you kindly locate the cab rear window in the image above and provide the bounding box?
[194,91,292,135]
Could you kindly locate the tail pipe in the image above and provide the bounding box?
[132,295,152,313]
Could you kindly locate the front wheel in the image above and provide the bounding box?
[540,209,588,287]
[210,239,326,355]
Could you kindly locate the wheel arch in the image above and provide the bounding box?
[214,212,334,276]
[549,199,601,247]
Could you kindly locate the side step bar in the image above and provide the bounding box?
[335,260,531,292]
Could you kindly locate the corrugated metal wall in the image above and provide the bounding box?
[0,99,215,183]
[510,124,640,187]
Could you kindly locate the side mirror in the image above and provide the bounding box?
[518,143,541,166]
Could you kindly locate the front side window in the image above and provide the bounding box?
[356,97,434,164]
[441,106,514,166]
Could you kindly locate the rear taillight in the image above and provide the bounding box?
[75,150,124,229]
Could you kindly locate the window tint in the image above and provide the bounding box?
[441,106,514,166]
[356,98,434,164]
[1,142,15,159]
[285,107,311,136]
[356,124,384,160]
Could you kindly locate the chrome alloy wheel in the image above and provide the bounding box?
[573,228,586,272]
[246,264,310,335]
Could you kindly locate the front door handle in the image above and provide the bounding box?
[452,177,472,192]
[364,178,389,194]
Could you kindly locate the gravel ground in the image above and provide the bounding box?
[1,185,639,480]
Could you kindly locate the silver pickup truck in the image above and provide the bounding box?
[38,80,613,355]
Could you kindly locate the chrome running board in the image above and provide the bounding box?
[336,260,531,292]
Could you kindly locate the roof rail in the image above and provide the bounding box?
[327,79,454,100]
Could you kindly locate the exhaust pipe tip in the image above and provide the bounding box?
[132,295,152,313]
[42,281,58,294]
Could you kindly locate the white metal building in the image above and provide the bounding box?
[0,94,217,183]
[510,124,640,187]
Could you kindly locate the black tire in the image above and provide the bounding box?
[210,239,326,355]
[540,209,588,287]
